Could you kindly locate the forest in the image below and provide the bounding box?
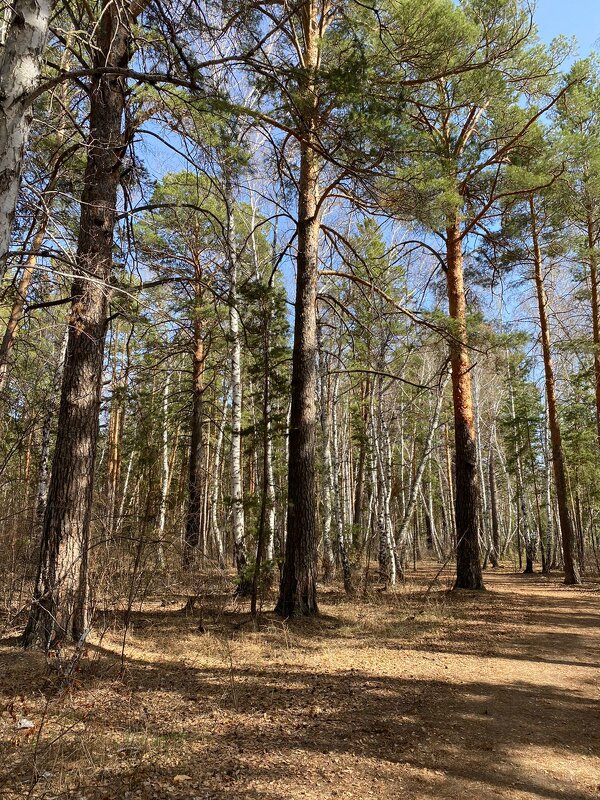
[0,0,599,798]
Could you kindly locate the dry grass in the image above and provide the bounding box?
[0,564,599,800]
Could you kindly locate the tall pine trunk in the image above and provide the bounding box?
[586,211,600,448]
[446,217,484,589]
[530,196,580,585]
[184,275,205,567]
[23,0,134,647]
[275,3,320,615]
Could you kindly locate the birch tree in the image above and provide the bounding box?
[0,0,55,271]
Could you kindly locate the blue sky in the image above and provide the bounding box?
[535,0,600,55]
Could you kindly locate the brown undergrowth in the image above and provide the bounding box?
[0,565,598,800]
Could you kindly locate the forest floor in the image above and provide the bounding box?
[0,564,598,800]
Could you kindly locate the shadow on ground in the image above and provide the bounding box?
[0,569,598,800]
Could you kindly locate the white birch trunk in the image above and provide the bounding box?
[115,449,134,537]
[0,0,54,270]
[156,373,170,565]
[225,177,246,576]
[211,392,227,566]
[265,412,276,561]
[331,372,352,591]
[371,384,395,586]
[544,404,555,567]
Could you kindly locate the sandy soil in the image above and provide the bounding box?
[0,566,598,799]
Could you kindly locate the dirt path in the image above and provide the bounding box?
[1,569,599,799]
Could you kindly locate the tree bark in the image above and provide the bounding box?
[224,174,248,589]
[210,392,227,566]
[156,373,170,565]
[0,0,54,272]
[530,195,581,585]
[0,42,73,390]
[586,211,600,448]
[318,349,335,582]
[330,372,352,593]
[446,217,484,589]
[488,437,500,568]
[184,275,205,567]
[352,378,368,544]
[543,407,554,571]
[275,3,320,615]
[33,329,68,543]
[23,0,134,647]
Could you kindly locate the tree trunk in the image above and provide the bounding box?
[473,371,489,556]
[586,211,600,448]
[106,326,130,539]
[396,369,450,552]
[0,41,73,390]
[224,177,248,590]
[0,0,54,272]
[330,372,352,593]
[156,373,170,566]
[184,278,205,567]
[251,289,275,615]
[265,412,276,562]
[446,217,484,589]
[210,392,227,565]
[373,381,396,586]
[0,219,47,392]
[23,0,134,647]
[33,329,68,543]
[352,378,368,544]
[488,438,500,568]
[318,349,335,581]
[444,422,456,546]
[275,5,320,615]
[543,407,554,572]
[507,367,535,573]
[530,195,580,585]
